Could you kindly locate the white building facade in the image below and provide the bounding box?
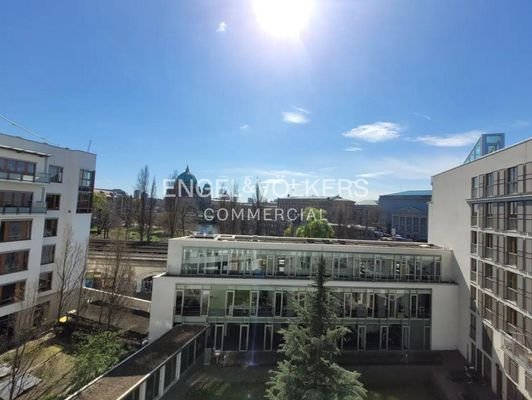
[430,139,532,400]
[149,235,459,354]
[0,133,96,337]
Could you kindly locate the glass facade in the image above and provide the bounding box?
[180,246,442,282]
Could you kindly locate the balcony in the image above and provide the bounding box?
[506,253,518,267]
[483,276,495,291]
[471,243,478,254]
[506,218,518,231]
[0,171,50,184]
[502,333,532,372]
[0,201,47,214]
[483,308,494,323]
[484,247,493,259]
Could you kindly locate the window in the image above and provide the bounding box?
[46,194,60,210]
[41,245,55,265]
[507,237,518,266]
[49,165,63,183]
[506,307,518,333]
[0,157,36,181]
[485,203,495,228]
[470,259,477,283]
[0,220,32,241]
[505,354,519,383]
[485,233,494,259]
[507,202,518,230]
[471,231,478,254]
[44,219,58,237]
[506,272,518,302]
[485,172,496,197]
[471,177,479,198]
[0,250,29,275]
[507,166,518,194]
[38,272,53,292]
[470,313,476,340]
[77,169,95,213]
[471,204,479,226]
[0,191,33,208]
[0,281,25,306]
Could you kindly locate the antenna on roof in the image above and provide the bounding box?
[87,139,92,152]
[0,113,50,143]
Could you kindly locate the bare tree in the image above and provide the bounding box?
[147,177,157,241]
[163,170,197,237]
[135,165,150,242]
[55,224,88,323]
[217,183,241,234]
[251,179,266,235]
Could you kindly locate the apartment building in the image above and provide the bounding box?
[430,139,532,400]
[149,234,458,354]
[0,133,96,338]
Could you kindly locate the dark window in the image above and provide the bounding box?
[49,165,63,183]
[505,354,519,383]
[46,194,61,210]
[41,245,55,265]
[0,220,32,241]
[0,191,33,208]
[0,281,25,306]
[0,157,36,181]
[471,177,478,198]
[38,272,53,292]
[507,167,518,194]
[77,169,95,213]
[485,172,496,196]
[44,219,58,237]
[0,250,29,275]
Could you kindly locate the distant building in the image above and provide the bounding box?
[353,200,381,229]
[164,165,211,212]
[94,188,131,221]
[379,190,432,241]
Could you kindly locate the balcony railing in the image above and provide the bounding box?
[483,276,495,291]
[0,202,47,214]
[506,253,518,267]
[502,333,532,372]
[506,218,518,231]
[483,307,493,323]
[484,247,493,259]
[471,243,478,254]
[0,171,50,183]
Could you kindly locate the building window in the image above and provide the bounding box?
[507,202,518,230]
[46,194,61,210]
[506,272,518,302]
[0,220,32,241]
[77,169,95,213]
[49,165,63,183]
[471,177,479,199]
[483,294,494,323]
[484,263,494,291]
[505,307,518,335]
[471,204,479,226]
[41,245,55,265]
[44,219,58,237]
[471,231,478,254]
[0,281,25,306]
[0,157,36,182]
[38,272,53,292]
[470,259,477,283]
[506,237,518,266]
[505,354,519,383]
[485,203,495,229]
[485,172,496,197]
[0,190,33,209]
[507,166,518,194]
[470,313,476,340]
[0,250,29,275]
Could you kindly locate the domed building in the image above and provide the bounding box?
[176,165,198,197]
[164,165,211,212]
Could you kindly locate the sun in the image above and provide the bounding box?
[253,0,314,39]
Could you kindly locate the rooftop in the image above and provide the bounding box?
[179,233,443,249]
[73,325,207,400]
[381,190,432,197]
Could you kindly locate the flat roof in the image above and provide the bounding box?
[0,132,96,156]
[75,325,207,400]
[0,144,50,157]
[179,234,443,249]
[380,190,432,197]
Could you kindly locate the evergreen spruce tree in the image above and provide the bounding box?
[266,257,367,400]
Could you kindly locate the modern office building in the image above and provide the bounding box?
[430,138,532,400]
[379,190,432,241]
[149,234,459,354]
[0,133,96,338]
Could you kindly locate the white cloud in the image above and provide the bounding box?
[240,124,249,131]
[414,130,483,147]
[282,111,309,124]
[217,22,227,32]
[342,122,401,143]
[377,155,464,180]
[512,120,530,128]
[413,112,432,121]
[293,106,310,115]
[345,146,363,152]
[356,171,392,178]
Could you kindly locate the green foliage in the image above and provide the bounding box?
[266,258,366,400]
[296,208,335,238]
[73,331,127,387]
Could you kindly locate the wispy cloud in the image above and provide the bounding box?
[357,171,392,178]
[345,146,363,152]
[512,120,530,128]
[239,124,249,131]
[342,122,402,143]
[377,155,464,180]
[413,112,432,121]
[217,22,227,32]
[413,130,483,147]
[282,109,310,124]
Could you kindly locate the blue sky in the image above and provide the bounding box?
[1,0,532,200]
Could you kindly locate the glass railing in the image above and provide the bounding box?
[506,253,518,266]
[0,171,50,183]
[505,287,518,302]
[502,333,532,372]
[0,202,47,214]
[483,277,494,291]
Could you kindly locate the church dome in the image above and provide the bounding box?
[177,165,197,187]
